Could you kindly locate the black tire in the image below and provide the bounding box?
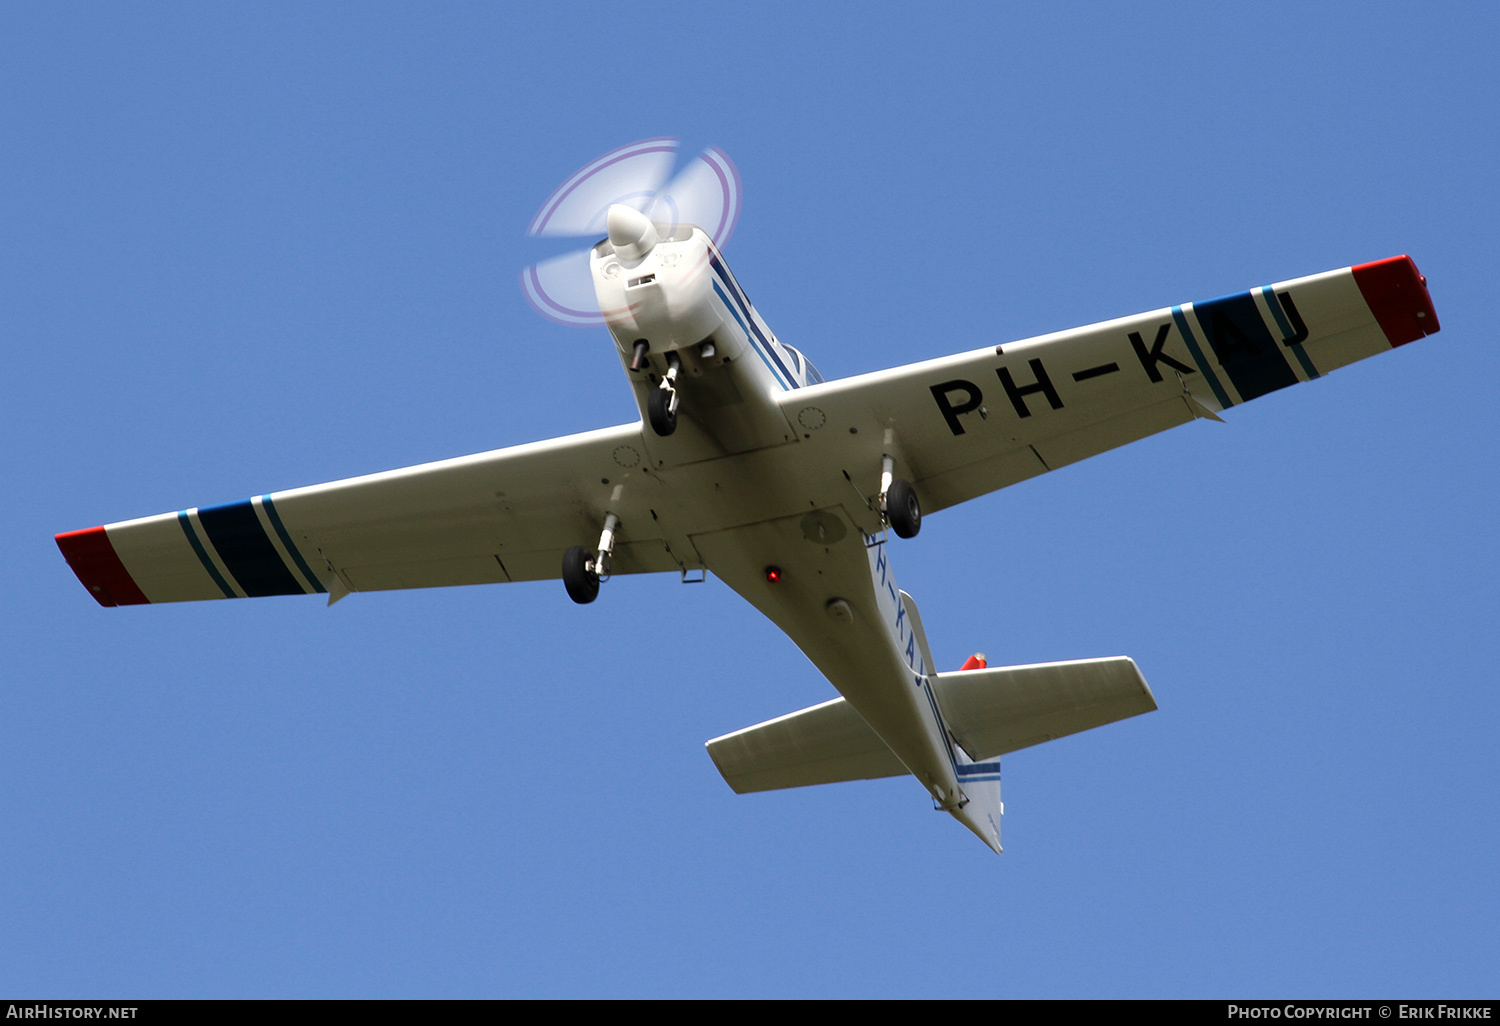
[886,479,922,539]
[562,544,600,604]
[647,386,677,436]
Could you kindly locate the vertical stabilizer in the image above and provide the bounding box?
[950,747,1004,854]
[899,590,1003,854]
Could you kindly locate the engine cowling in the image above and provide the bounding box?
[590,207,746,365]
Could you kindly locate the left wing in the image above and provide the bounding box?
[56,423,682,606]
[784,255,1439,513]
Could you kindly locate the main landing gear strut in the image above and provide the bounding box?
[878,454,922,539]
[562,512,619,605]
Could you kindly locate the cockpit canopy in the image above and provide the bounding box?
[779,343,824,386]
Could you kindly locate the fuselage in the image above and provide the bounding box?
[592,225,822,435]
[589,222,974,818]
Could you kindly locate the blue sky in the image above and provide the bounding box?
[4,2,1497,998]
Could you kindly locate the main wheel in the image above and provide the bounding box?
[886,479,922,539]
[647,386,677,436]
[562,544,600,604]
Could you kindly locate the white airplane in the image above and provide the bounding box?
[55,139,1441,854]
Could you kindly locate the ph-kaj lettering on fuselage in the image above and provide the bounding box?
[868,539,924,684]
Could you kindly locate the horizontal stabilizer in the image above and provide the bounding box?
[935,656,1155,762]
[706,656,1155,794]
[706,697,907,794]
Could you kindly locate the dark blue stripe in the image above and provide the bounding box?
[260,494,325,594]
[178,511,236,598]
[1191,290,1299,402]
[1172,306,1233,409]
[1259,286,1320,380]
[710,255,797,388]
[708,253,754,316]
[715,271,794,387]
[197,500,304,597]
[712,281,789,389]
[957,762,1002,778]
[711,279,754,347]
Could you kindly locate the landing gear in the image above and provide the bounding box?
[878,453,922,539]
[562,545,599,604]
[647,386,677,436]
[885,479,922,539]
[562,512,620,605]
[647,353,681,436]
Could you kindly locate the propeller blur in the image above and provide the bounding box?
[522,138,741,327]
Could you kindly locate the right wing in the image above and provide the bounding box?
[56,422,681,606]
[785,255,1439,513]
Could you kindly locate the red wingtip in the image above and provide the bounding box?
[55,526,149,607]
[1351,255,1440,347]
[959,653,987,671]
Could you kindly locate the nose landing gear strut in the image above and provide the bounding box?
[647,353,681,436]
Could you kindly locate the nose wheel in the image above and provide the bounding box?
[647,353,681,436]
[647,386,677,436]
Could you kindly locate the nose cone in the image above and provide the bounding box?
[606,204,659,261]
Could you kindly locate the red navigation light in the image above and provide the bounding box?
[764,566,782,583]
[959,653,987,671]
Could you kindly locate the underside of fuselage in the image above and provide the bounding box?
[582,206,1009,851]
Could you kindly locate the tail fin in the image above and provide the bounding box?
[897,593,1004,853]
[951,745,1004,854]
